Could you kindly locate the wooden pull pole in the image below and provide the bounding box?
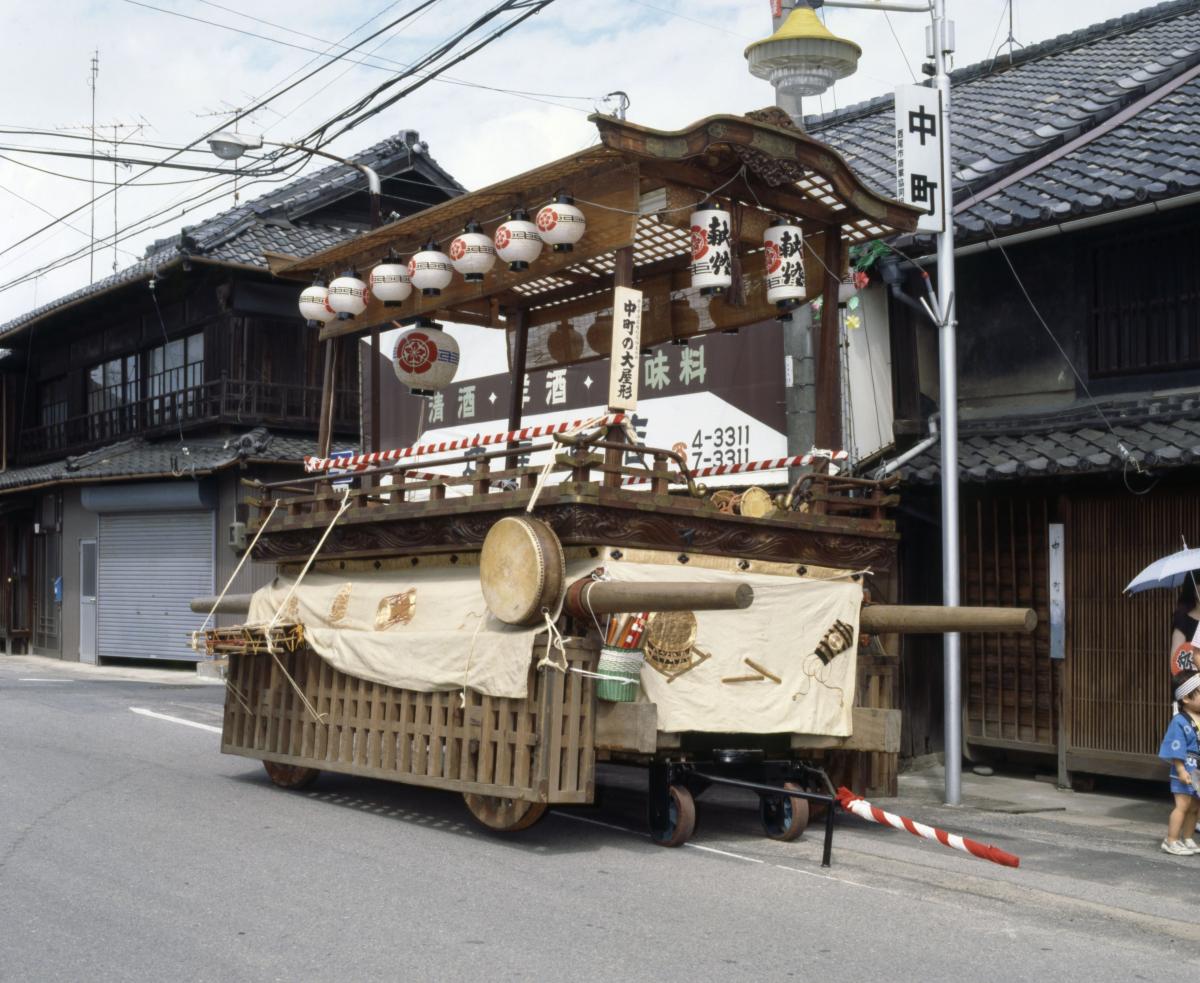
[860,605,1036,634]
[564,579,752,619]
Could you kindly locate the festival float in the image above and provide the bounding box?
[195,108,1035,862]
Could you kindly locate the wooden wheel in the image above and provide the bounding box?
[760,782,809,842]
[462,793,549,832]
[262,760,320,790]
[650,785,696,848]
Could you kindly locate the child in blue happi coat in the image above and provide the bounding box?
[1160,671,1200,856]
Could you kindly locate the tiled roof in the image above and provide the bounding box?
[0,132,463,340]
[808,0,1200,243]
[0,428,328,493]
[897,393,1200,484]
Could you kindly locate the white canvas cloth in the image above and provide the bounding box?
[604,560,863,735]
[247,565,563,699]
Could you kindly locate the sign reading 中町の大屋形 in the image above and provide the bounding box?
[894,84,945,234]
[608,285,643,412]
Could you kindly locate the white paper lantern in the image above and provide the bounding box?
[764,219,807,309]
[449,220,496,283]
[494,207,543,271]
[408,241,454,296]
[327,270,368,320]
[536,193,586,253]
[369,258,412,307]
[392,320,460,395]
[298,282,335,325]
[689,205,733,295]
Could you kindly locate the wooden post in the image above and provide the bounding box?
[506,310,528,471]
[370,325,382,454]
[317,339,336,459]
[814,225,843,453]
[604,246,636,489]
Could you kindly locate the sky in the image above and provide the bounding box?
[0,0,1165,324]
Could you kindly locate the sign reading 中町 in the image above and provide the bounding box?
[894,84,945,234]
[608,285,643,411]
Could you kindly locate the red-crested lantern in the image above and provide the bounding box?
[494,207,543,271]
[409,241,454,296]
[535,193,586,253]
[392,319,460,396]
[449,220,496,283]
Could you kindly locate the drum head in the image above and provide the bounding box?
[480,516,566,626]
[739,486,776,518]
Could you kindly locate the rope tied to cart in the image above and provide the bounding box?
[258,485,354,724]
[190,499,281,654]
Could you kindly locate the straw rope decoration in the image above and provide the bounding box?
[836,787,1021,869]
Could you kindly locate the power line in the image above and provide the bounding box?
[194,0,602,104]
[0,0,442,266]
[124,0,597,113]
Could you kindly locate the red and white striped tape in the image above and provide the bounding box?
[836,787,1020,868]
[304,414,627,473]
[622,450,848,485]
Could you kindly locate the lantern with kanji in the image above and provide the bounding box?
[494,207,543,270]
[449,220,496,283]
[764,219,806,312]
[392,319,460,396]
[409,241,454,296]
[536,193,586,253]
[327,269,368,320]
[689,205,733,295]
[369,254,412,307]
[298,280,335,327]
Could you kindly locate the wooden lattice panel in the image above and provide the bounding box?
[222,639,597,805]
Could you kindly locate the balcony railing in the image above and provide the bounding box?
[19,377,356,461]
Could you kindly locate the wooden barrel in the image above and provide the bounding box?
[479,516,566,626]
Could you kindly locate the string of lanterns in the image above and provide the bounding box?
[296,184,844,394]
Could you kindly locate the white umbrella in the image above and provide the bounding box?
[1125,547,1200,594]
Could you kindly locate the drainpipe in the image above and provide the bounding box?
[875,414,939,478]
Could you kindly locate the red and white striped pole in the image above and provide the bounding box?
[304,413,626,473]
[622,450,849,485]
[836,787,1020,869]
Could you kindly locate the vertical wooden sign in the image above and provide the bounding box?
[608,285,643,412]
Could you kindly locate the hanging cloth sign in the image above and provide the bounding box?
[608,285,643,412]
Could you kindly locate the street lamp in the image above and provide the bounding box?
[746,0,965,807]
[744,3,861,115]
[205,132,388,460]
[205,131,383,228]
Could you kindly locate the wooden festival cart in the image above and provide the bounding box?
[202,109,1032,858]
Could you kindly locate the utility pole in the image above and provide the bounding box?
[931,0,962,806]
[88,50,99,284]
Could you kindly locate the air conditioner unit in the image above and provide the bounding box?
[227,521,247,551]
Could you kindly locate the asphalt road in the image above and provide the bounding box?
[1,657,1194,983]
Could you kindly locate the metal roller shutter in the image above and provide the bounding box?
[98,511,214,661]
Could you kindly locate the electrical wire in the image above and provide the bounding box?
[0,183,140,261]
[125,0,596,114]
[625,0,754,41]
[884,11,919,84]
[295,1,560,150]
[0,0,442,265]
[0,152,215,187]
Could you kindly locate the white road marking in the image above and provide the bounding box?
[552,811,649,837]
[553,810,763,863]
[129,707,222,733]
[19,678,73,682]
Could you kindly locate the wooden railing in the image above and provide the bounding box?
[248,426,898,532]
[19,377,356,460]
